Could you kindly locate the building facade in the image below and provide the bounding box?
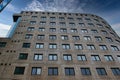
[0,11,120,80]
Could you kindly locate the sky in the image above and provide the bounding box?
[0,0,120,37]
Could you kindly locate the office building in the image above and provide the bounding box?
[0,11,120,80]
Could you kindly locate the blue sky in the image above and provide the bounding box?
[0,0,120,37]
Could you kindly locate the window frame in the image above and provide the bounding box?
[77,55,87,61]
[48,67,58,76]
[81,68,91,75]
[22,43,31,48]
[63,54,72,61]
[31,67,42,75]
[19,53,28,60]
[65,68,75,76]
[96,68,107,75]
[48,54,57,61]
[14,67,25,75]
[34,54,43,61]
[35,43,44,49]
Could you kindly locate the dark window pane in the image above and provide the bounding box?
[0,42,7,47]
[65,68,75,76]
[81,68,91,75]
[22,43,30,48]
[96,68,107,75]
[111,68,120,75]
[14,67,25,75]
[48,67,58,75]
[19,53,28,60]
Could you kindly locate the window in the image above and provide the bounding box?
[88,23,94,27]
[106,37,113,42]
[50,17,56,21]
[25,34,33,39]
[81,68,91,75]
[41,16,46,21]
[14,67,25,75]
[32,67,42,75]
[97,24,103,28]
[91,29,98,33]
[36,43,44,49]
[69,23,75,27]
[22,43,31,48]
[111,45,119,51]
[63,54,72,61]
[110,32,116,37]
[104,55,114,61]
[27,27,34,31]
[111,68,120,75]
[30,21,36,24]
[99,45,108,50]
[87,44,96,50]
[91,55,100,61]
[79,23,85,27]
[0,42,6,47]
[39,28,45,31]
[50,22,56,26]
[68,17,74,21]
[101,30,108,35]
[117,55,120,61]
[49,28,56,32]
[65,68,75,75]
[48,67,58,75]
[96,68,107,75]
[49,54,57,61]
[59,17,65,21]
[62,44,70,49]
[77,18,82,21]
[37,35,45,40]
[75,44,83,50]
[61,35,68,40]
[85,18,91,22]
[49,35,57,40]
[49,43,57,49]
[72,36,80,40]
[116,40,120,43]
[34,54,43,60]
[95,36,102,41]
[59,22,66,26]
[81,29,88,33]
[84,36,91,41]
[40,21,46,26]
[31,16,37,19]
[77,55,87,61]
[19,53,28,60]
[60,28,67,32]
[94,19,99,22]
[71,28,77,32]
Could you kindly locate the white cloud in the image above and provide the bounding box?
[24,0,45,11]
[6,3,18,12]
[111,23,120,36]
[23,0,85,12]
[0,23,11,37]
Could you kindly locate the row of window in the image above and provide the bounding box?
[19,53,120,61]
[27,27,110,34]
[25,34,114,42]
[22,43,119,51]
[14,67,120,76]
[31,16,100,22]
[23,11,103,20]
[30,21,106,28]
[27,27,117,38]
